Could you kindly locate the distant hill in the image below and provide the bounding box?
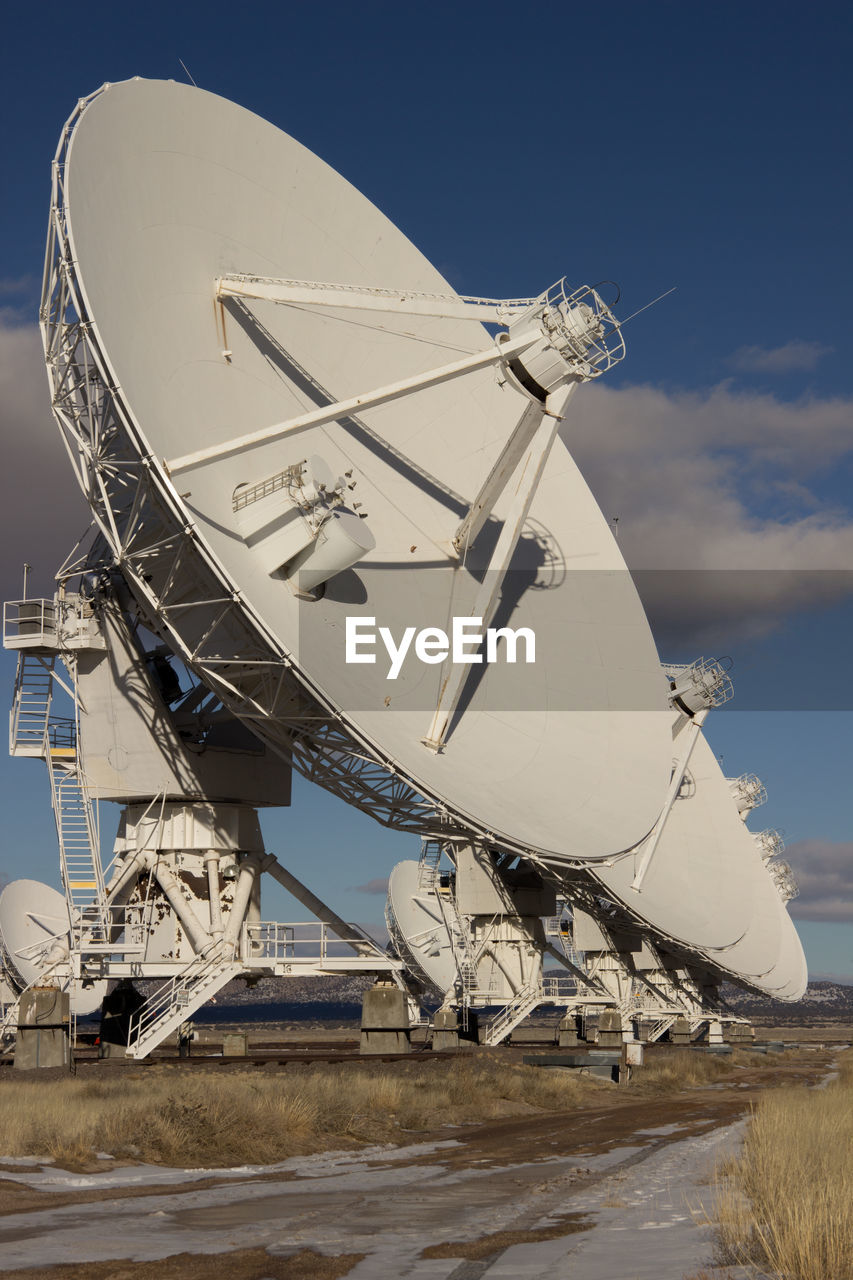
[137,972,853,1026]
[188,973,376,1023]
[722,980,853,1020]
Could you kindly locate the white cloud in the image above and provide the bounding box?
[785,840,853,923]
[729,340,833,374]
[352,878,390,895]
[0,319,90,602]
[562,380,853,645]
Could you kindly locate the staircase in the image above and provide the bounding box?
[8,649,109,946]
[644,1014,677,1043]
[9,653,54,757]
[481,982,544,1047]
[126,949,241,1059]
[47,749,109,944]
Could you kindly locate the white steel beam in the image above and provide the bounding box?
[165,330,540,475]
[216,274,540,323]
[630,709,708,892]
[423,385,572,751]
[453,384,578,554]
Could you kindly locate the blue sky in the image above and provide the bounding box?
[0,1,851,982]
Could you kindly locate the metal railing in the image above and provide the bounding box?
[3,599,58,648]
[243,921,373,962]
[127,947,235,1055]
[232,462,306,512]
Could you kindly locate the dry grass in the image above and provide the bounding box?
[634,1047,768,1092]
[714,1048,853,1280]
[0,1045,807,1171]
[0,1057,594,1167]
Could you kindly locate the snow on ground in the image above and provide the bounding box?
[0,1121,745,1277]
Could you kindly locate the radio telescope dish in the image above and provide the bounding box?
[580,727,806,997]
[40,77,806,1007]
[55,77,673,866]
[0,881,106,1016]
[386,860,457,997]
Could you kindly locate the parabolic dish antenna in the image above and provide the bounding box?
[42,77,804,999]
[582,727,806,997]
[0,880,106,1015]
[56,77,673,864]
[386,860,457,996]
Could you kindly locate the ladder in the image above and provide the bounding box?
[46,746,109,944]
[417,838,443,891]
[436,888,479,1002]
[126,949,241,1059]
[481,982,544,1047]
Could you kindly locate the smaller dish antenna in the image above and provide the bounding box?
[0,880,106,1016]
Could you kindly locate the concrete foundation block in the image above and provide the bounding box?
[432,1006,460,1052]
[597,1009,623,1047]
[15,986,70,1071]
[222,1031,248,1056]
[360,982,410,1055]
[726,1022,755,1044]
[557,1013,582,1048]
[670,1016,691,1045]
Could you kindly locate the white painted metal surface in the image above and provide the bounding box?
[588,726,807,997]
[58,77,673,866]
[386,859,459,997]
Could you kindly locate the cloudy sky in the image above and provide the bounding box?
[0,1,851,980]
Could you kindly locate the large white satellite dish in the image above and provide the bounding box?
[39,77,806,1005]
[58,76,672,864]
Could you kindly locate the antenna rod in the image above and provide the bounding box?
[618,286,677,328]
[178,59,198,87]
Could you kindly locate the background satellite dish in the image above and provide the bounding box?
[581,728,806,997]
[0,880,106,1016]
[386,860,457,997]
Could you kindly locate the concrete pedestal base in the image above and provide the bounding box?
[432,1006,460,1052]
[557,1013,582,1047]
[360,982,410,1055]
[670,1016,691,1045]
[707,1019,724,1045]
[726,1022,754,1044]
[223,1031,248,1056]
[597,1009,623,1047]
[14,986,70,1071]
